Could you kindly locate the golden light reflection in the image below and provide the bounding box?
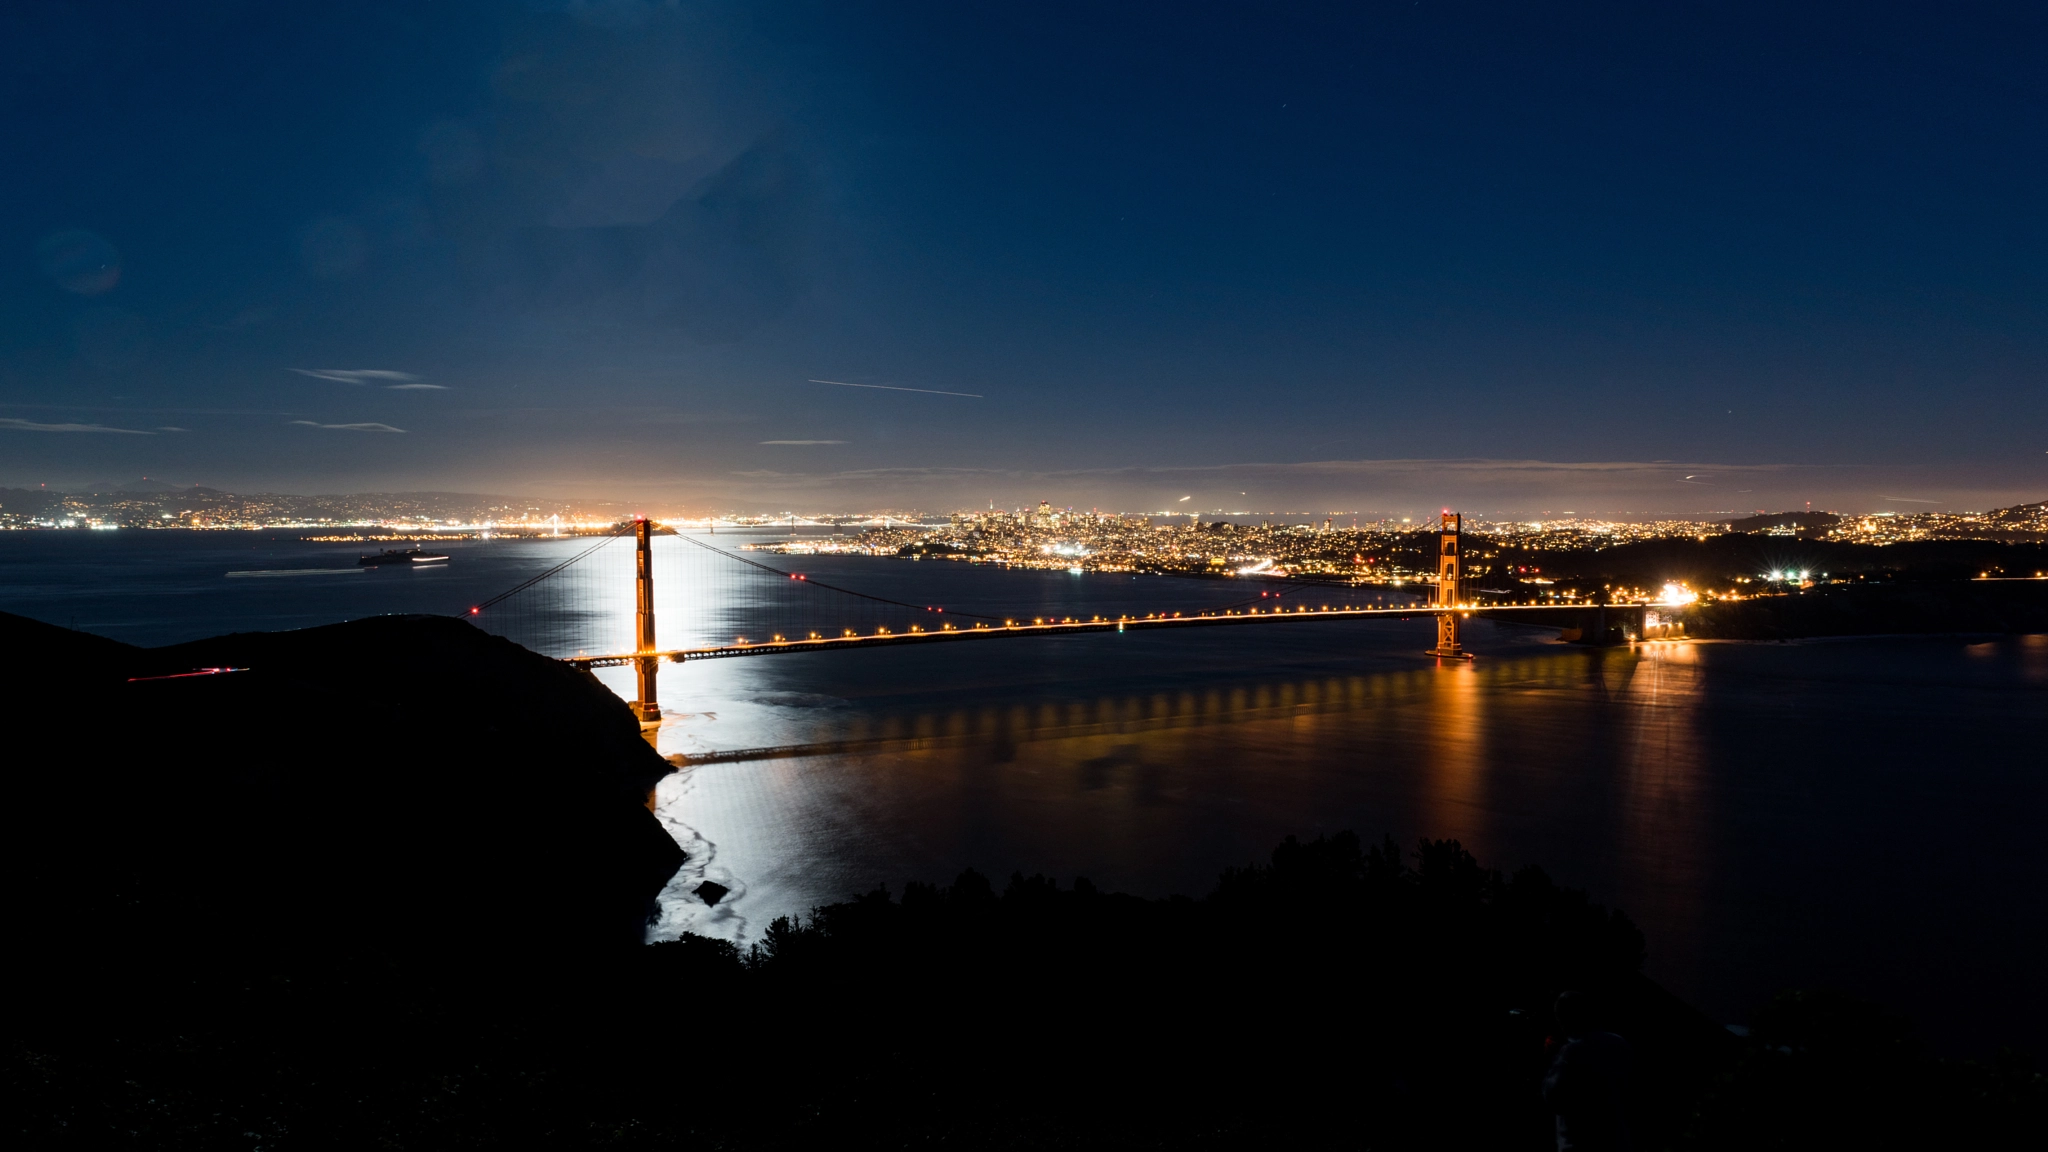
[667,670,1411,769]
[1611,642,1710,995]
[1418,656,1489,843]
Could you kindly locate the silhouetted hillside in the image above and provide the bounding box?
[1680,581,2048,639]
[0,486,57,515]
[4,611,681,964]
[688,834,1711,1148]
[1475,535,2048,595]
[1722,510,1841,535]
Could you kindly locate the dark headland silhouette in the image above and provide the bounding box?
[5,612,2041,1148]
[4,610,682,956]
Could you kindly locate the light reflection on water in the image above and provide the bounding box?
[1612,644,1710,999]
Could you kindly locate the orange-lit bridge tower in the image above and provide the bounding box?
[1427,511,1472,659]
[629,516,661,723]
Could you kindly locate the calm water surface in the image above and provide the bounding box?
[6,530,2044,1053]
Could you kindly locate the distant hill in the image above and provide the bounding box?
[0,487,57,514]
[1983,499,2048,528]
[1723,510,1840,535]
[80,478,185,494]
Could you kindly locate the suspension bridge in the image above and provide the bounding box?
[468,514,1651,722]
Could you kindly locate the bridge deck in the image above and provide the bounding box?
[563,602,1645,668]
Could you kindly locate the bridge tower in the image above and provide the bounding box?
[1428,511,1472,659]
[628,517,661,723]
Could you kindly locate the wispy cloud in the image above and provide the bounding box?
[669,456,2035,517]
[384,383,449,390]
[809,378,982,399]
[289,420,406,433]
[0,418,153,434]
[752,458,1808,485]
[706,456,1843,514]
[1880,495,1940,503]
[760,439,848,445]
[292,369,423,388]
[0,403,304,415]
[155,426,189,432]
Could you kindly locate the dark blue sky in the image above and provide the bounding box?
[3,0,2044,514]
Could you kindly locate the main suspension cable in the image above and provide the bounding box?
[469,528,631,615]
[675,533,1006,622]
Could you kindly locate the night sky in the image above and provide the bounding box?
[3,1,2045,515]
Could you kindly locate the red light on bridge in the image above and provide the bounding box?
[470,607,479,615]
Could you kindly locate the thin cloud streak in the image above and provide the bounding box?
[289,420,406,433]
[809,378,982,399]
[0,418,153,434]
[1,403,308,415]
[760,439,848,445]
[292,369,420,384]
[717,456,1812,484]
